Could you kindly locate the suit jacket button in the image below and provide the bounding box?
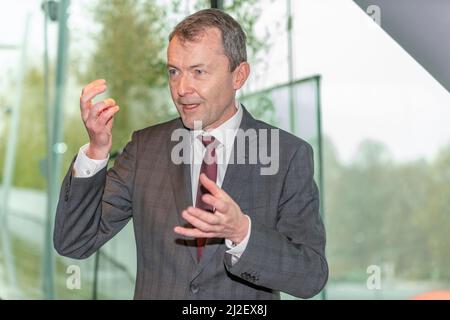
[190,283,199,294]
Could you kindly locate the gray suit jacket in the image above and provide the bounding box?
[54,107,328,299]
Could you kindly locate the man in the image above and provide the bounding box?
[54,8,328,299]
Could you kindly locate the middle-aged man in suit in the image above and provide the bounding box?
[54,8,328,299]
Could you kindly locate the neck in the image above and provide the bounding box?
[204,100,237,131]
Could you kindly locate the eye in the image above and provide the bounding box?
[168,68,178,76]
[195,69,205,75]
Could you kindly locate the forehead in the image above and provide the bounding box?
[167,28,226,65]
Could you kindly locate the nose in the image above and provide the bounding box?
[177,74,194,97]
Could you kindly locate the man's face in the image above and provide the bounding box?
[167,28,242,130]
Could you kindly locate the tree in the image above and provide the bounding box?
[193,0,269,61]
[416,143,450,280]
[73,0,272,153]
[0,67,47,189]
[75,0,172,151]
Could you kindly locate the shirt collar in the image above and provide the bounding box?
[191,100,243,148]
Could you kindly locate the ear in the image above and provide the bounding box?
[232,62,250,90]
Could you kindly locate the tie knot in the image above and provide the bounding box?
[200,135,216,148]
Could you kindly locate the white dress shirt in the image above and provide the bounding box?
[73,100,251,264]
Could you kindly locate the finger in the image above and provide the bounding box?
[201,194,229,213]
[87,98,116,120]
[98,105,120,126]
[186,206,221,225]
[82,79,106,94]
[181,210,218,233]
[105,115,114,130]
[80,84,107,106]
[173,226,216,239]
[90,98,116,117]
[83,101,103,122]
[104,97,116,107]
[88,101,106,119]
[199,173,226,199]
[81,85,107,118]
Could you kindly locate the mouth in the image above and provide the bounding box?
[181,103,201,112]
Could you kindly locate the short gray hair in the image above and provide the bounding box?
[169,8,247,72]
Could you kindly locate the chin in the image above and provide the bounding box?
[180,116,198,130]
[181,119,195,130]
[180,115,208,130]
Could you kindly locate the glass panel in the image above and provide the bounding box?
[0,0,208,300]
[240,77,320,151]
[65,0,209,299]
[292,0,450,299]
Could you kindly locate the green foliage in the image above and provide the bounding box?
[240,92,277,125]
[0,67,47,189]
[0,113,6,178]
[72,0,272,153]
[76,0,175,151]
[5,234,94,299]
[194,0,270,61]
[326,138,450,282]
[415,144,450,280]
[225,0,270,59]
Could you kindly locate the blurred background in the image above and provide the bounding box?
[0,0,449,300]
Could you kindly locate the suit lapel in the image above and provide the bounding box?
[221,105,258,207]
[167,121,198,264]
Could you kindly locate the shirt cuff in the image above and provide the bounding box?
[73,143,109,178]
[225,215,251,265]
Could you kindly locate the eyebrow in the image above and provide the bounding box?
[166,63,207,69]
[189,64,206,69]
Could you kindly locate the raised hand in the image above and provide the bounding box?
[79,79,120,159]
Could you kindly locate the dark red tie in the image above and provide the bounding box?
[195,135,218,261]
